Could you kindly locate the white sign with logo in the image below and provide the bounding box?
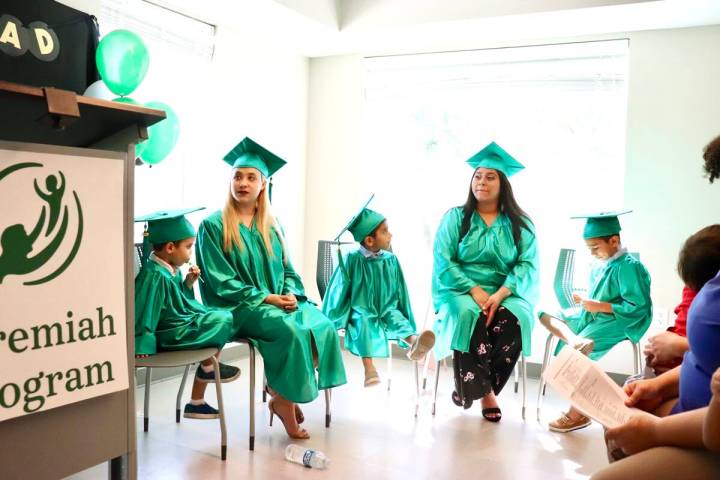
[0,145,129,422]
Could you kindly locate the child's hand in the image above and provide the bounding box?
[572,293,583,305]
[605,412,660,455]
[711,368,720,399]
[581,299,610,314]
[184,265,201,289]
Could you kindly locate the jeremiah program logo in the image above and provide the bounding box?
[0,162,83,285]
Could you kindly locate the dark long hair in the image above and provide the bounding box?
[460,170,532,245]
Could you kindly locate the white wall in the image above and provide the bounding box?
[62,0,310,271]
[304,25,720,374]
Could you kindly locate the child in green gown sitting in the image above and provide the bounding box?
[539,210,652,433]
[134,208,239,419]
[323,196,435,387]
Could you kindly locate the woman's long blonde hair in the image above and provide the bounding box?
[221,175,286,260]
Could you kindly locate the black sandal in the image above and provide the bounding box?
[482,407,502,422]
[451,391,473,410]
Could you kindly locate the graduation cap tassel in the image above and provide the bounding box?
[141,223,151,267]
[268,178,274,203]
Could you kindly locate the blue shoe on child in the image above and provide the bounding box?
[195,363,240,383]
[183,402,219,419]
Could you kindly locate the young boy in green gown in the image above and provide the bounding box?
[539,210,652,432]
[322,196,435,387]
[134,208,240,419]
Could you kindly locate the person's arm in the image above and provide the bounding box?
[644,331,690,366]
[704,368,720,452]
[321,252,354,330]
[195,219,268,308]
[433,209,476,296]
[606,407,708,455]
[485,221,539,323]
[607,260,653,338]
[134,270,165,356]
[624,365,681,408]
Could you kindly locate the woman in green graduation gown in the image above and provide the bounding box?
[196,137,347,439]
[432,142,539,421]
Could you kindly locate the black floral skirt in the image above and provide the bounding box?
[452,307,522,408]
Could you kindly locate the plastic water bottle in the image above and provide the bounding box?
[285,444,330,469]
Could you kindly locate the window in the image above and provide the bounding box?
[362,40,629,328]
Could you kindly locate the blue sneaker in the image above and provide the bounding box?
[195,363,240,383]
[183,402,219,419]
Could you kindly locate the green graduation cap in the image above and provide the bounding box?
[223,137,287,178]
[135,207,205,244]
[571,210,632,239]
[466,141,525,177]
[336,194,386,242]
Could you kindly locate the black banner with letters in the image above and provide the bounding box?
[0,0,99,94]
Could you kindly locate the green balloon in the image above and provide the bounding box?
[141,101,180,165]
[96,30,149,96]
[112,97,147,158]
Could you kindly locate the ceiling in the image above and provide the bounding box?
[140,0,720,56]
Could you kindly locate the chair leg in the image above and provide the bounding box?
[421,355,430,390]
[262,370,268,403]
[520,355,527,421]
[513,362,519,393]
[176,364,191,423]
[387,341,393,392]
[143,367,152,432]
[432,360,441,416]
[325,389,332,428]
[632,341,641,376]
[211,356,228,461]
[249,344,256,451]
[414,360,420,418]
[537,333,554,421]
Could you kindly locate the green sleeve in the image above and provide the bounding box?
[321,252,352,330]
[394,256,416,329]
[196,219,268,308]
[433,209,474,294]
[502,220,540,305]
[134,269,165,355]
[611,260,653,342]
[280,253,308,300]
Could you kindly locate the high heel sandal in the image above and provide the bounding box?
[269,399,310,439]
[265,385,304,424]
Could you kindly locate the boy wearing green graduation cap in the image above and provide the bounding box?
[539,211,652,433]
[322,196,436,387]
[135,208,240,420]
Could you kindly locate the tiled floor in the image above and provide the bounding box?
[68,352,609,479]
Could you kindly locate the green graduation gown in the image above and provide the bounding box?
[432,208,540,360]
[196,211,347,404]
[552,250,652,360]
[134,257,234,356]
[322,249,417,358]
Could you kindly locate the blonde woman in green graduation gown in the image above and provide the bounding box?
[322,196,436,387]
[432,142,539,422]
[196,138,346,440]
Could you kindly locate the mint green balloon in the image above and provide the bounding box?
[97,30,149,96]
[141,101,180,165]
[112,97,147,158]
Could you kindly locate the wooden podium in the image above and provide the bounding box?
[0,80,164,480]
